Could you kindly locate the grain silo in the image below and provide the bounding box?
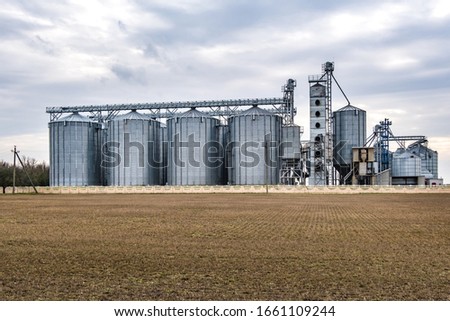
[159,124,168,185]
[281,125,301,159]
[167,108,223,185]
[217,124,228,185]
[333,104,366,184]
[105,110,161,186]
[49,112,101,186]
[228,106,282,185]
[407,142,438,179]
[391,149,423,185]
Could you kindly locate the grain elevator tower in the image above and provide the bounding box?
[308,62,334,185]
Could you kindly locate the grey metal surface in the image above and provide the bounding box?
[98,125,105,186]
[167,108,223,185]
[333,104,366,183]
[391,149,421,177]
[159,124,168,185]
[308,63,335,186]
[105,111,161,186]
[282,78,297,125]
[309,83,328,185]
[281,125,302,159]
[228,106,282,185]
[217,125,228,185]
[280,125,303,185]
[407,142,438,179]
[49,112,101,186]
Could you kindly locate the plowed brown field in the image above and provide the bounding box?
[1,193,449,300]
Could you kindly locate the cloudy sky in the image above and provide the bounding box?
[0,0,449,182]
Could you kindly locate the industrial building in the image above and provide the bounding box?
[306,62,441,187]
[46,63,442,187]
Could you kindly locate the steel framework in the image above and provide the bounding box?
[308,62,354,185]
[365,118,426,173]
[323,62,334,185]
[308,62,335,185]
[46,80,297,124]
[279,159,305,185]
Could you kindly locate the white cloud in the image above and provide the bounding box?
[0,133,48,163]
[325,2,421,42]
[429,0,450,19]
[428,137,450,181]
[140,0,224,14]
[378,55,420,71]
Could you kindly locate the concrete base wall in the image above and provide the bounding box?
[3,185,450,194]
[375,170,391,186]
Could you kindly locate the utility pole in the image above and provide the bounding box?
[12,146,17,194]
[10,146,38,194]
[16,152,38,194]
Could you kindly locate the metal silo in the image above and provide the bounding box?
[105,110,160,186]
[407,142,438,179]
[167,108,223,185]
[392,149,421,177]
[281,125,301,159]
[217,124,228,185]
[49,112,101,186]
[159,124,168,185]
[333,104,366,184]
[228,106,282,185]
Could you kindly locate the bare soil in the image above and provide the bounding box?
[1,193,449,300]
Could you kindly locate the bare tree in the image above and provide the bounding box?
[0,161,13,193]
[0,158,49,193]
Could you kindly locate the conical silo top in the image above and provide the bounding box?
[393,149,419,159]
[237,106,272,117]
[113,110,149,121]
[180,108,209,118]
[336,104,365,112]
[52,112,93,123]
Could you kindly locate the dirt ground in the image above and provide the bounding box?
[1,193,449,300]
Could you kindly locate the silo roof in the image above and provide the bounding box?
[233,106,272,117]
[393,149,419,158]
[52,112,93,123]
[335,104,365,112]
[180,108,209,118]
[113,110,149,121]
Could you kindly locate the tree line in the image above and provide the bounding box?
[0,157,49,193]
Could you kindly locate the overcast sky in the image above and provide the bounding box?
[0,0,449,182]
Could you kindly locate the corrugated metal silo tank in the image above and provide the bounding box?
[391,149,421,177]
[104,110,161,186]
[159,124,168,185]
[228,106,282,185]
[281,125,301,159]
[217,124,229,185]
[49,112,102,186]
[333,104,366,184]
[167,108,224,185]
[407,143,438,179]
